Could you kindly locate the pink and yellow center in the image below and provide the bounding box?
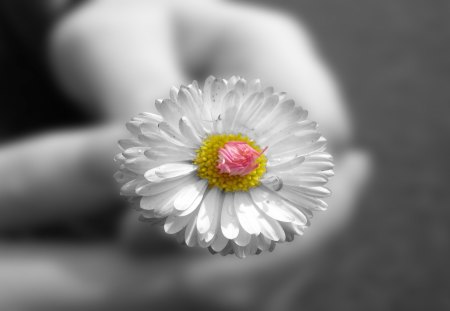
[193,134,267,192]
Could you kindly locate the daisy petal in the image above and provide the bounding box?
[278,186,328,212]
[267,155,306,171]
[250,187,295,222]
[158,122,191,147]
[197,187,221,234]
[234,227,251,247]
[221,193,240,239]
[185,214,198,247]
[164,214,192,234]
[144,163,197,182]
[174,179,208,212]
[179,117,202,145]
[140,184,181,211]
[155,99,181,126]
[118,139,142,151]
[211,230,228,252]
[136,173,195,196]
[234,192,261,235]
[257,235,273,251]
[121,178,145,196]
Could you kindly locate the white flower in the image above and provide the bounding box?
[115,76,334,258]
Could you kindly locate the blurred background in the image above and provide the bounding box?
[0,0,448,310]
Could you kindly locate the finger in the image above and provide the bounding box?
[49,0,186,119]
[0,243,186,309]
[0,125,124,231]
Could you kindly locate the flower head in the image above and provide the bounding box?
[115,76,334,258]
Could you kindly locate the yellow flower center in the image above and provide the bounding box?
[193,134,267,192]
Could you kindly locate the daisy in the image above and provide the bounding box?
[115,76,334,258]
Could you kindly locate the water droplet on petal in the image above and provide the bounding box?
[262,176,283,191]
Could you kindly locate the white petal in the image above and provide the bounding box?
[234,227,251,247]
[282,222,306,237]
[243,238,258,257]
[219,242,233,256]
[277,186,328,212]
[170,86,179,102]
[118,139,142,151]
[201,76,215,119]
[247,94,279,129]
[143,142,195,160]
[126,120,142,136]
[187,81,202,106]
[268,137,327,160]
[174,179,208,211]
[287,185,331,198]
[233,244,245,258]
[178,87,208,136]
[233,92,264,130]
[218,91,241,133]
[123,147,149,159]
[136,173,196,196]
[250,187,295,222]
[233,78,248,98]
[267,155,305,171]
[208,78,228,119]
[234,192,261,235]
[276,173,329,187]
[158,122,192,147]
[221,193,240,239]
[164,214,193,234]
[263,86,274,97]
[227,75,240,87]
[155,99,181,126]
[204,191,224,243]
[211,230,228,252]
[255,210,286,242]
[179,117,202,145]
[322,169,335,177]
[257,235,272,251]
[301,155,335,171]
[267,132,321,156]
[262,121,317,147]
[178,86,201,117]
[197,187,221,234]
[136,112,163,123]
[260,176,284,192]
[140,184,181,211]
[137,132,164,146]
[144,163,197,182]
[125,157,160,174]
[139,122,160,135]
[221,90,241,111]
[120,178,146,196]
[198,228,215,244]
[114,170,136,184]
[185,214,198,247]
[114,153,126,165]
[254,99,295,132]
[260,107,305,137]
[197,232,214,248]
[144,149,193,163]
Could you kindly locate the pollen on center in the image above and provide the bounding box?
[193,134,267,192]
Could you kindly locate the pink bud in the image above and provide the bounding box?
[217,141,266,176]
